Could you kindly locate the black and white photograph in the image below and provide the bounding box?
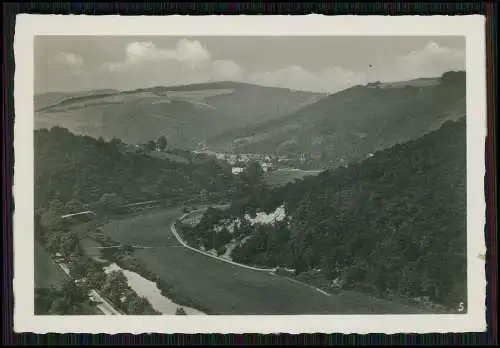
[13,15,486,334]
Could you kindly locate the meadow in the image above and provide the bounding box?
[264,168,322,187]
[101,208,422,315]
[34,241,70,289]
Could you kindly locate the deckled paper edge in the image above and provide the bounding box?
[13,14,487,334]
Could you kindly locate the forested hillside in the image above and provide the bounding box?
[187,117,467,308]
[209,71,466,169]
[34,127,234,212]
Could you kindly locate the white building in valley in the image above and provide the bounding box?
[232,167,245,175]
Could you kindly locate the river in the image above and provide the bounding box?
[103,262,206,315]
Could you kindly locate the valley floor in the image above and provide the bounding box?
[97,207,427,315]
[34,241,107,315]
[35,240,69,289]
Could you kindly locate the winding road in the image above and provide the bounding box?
[170,219,276,273]
[171,209,332,297]
[89,289,122,315]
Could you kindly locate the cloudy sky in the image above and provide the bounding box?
[35,36,465,94]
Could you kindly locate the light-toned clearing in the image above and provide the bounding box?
[373,77,441,89]
[231,167,245,175]
[164,88,234,100]
[213,204,288,234]
[244,205,287,225]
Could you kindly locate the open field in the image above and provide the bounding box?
[264,168,322,187]
[147,151,190,164]
[101,208,423,315]
[79,237,104,259]
[34,241,70,289]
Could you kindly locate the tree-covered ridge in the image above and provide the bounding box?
[35,127,234,211]
[209,71,466,169]
[190,117,467,309]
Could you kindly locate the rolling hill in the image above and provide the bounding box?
[35,82,324,149]
[35,89,120,110]
[192,116,467,309]
[208,71,466,168]
[34,126,235,212]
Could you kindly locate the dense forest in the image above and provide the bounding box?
[186,117,467,308]
[35,126,235,212]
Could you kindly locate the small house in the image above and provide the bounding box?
[232,167,245,175]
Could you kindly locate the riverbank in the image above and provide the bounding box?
[65,211,209,315]
[98,233,213,315]
[104,263,206,315]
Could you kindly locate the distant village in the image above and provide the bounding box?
[131,137,358,175]
[193,148,278,174]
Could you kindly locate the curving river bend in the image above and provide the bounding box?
[103,262,206,315]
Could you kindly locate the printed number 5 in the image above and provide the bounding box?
[458,302,465,312]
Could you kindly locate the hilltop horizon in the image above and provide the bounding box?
[35,69,465,97]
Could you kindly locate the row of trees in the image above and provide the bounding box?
[100,270,159,315]
[140,135,168,152]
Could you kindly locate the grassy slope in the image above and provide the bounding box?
[101,208,422,315]
[209,72,465,165]
[34,241,69,289]
[147,151,190,164]
[264,169,322,187]
[34,89,120,110]
[35,82,323,148]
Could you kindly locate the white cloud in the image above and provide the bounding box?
[100,40,365,93]
[101,39,211,72]
[381,41,465,82]
[211,60,245,80]
[175,39,212,70]
[47,51,86,77]
[247,65,367,93]
[98,39,464,93]
[211,61,366,93]
[48,51,84,68]
[403,41,464,68]
[125,42,175,62]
